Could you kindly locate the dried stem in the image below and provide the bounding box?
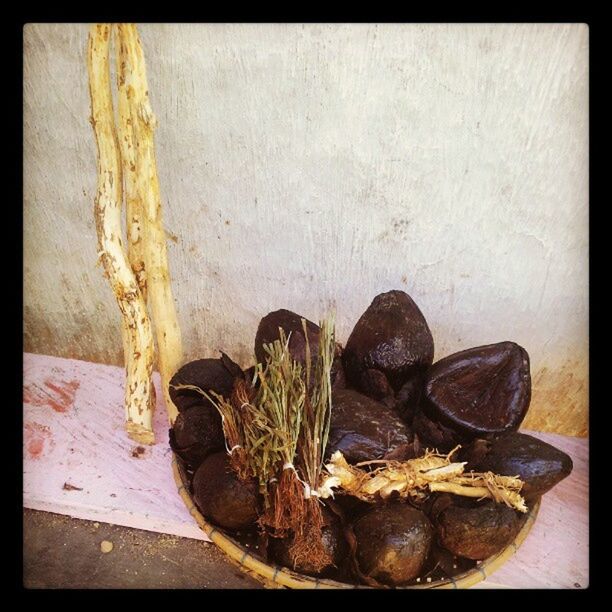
[213,378,258,480]
[298,315,335,493]
[254,331,306,532]
[286,315,336,570]
[116,23,183,426]
[87,24,156,444]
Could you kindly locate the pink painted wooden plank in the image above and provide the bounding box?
[23,352,209,542]
[23,353,588,588]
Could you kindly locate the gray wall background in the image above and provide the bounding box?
[24,23,588,434]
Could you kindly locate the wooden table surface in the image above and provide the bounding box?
[23,353,588,589]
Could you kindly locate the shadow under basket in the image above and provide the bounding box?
[172,454,540,589]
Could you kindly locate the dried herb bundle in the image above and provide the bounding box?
[299,316,334,494]
[251,331,306,534]
[317,447,527,513]
[288,316,335,570]
[196,316,336,572]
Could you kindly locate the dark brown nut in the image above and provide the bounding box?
[382,435,425,462]
[358,368,395,401]
[420,540,475,578]
[424,341,531,436]
[268,506,348,577]
[434,498,524,560]
[353,503,433,585]
[326,388,412,464]
[192,452,260,531]
[254,309,321,366]
[329,494,372,522]
[169,404,225,469]
[457,438,493,469]
[412,409,466,453]
[169,353,242,411]
[331,356,347,391]
[475,432,573,501]
[342,290,434,398]
[394,374,425,424]
[427,493,455,522]
[243,364,257,382]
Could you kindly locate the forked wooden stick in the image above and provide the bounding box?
[115,24,183,425]
[87,24,156,444]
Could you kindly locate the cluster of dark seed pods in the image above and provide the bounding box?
[169,289,573,586]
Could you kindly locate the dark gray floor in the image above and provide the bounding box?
[23,509,263,589]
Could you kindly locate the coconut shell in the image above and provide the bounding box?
[326,388,413,464]
[434,498,524,560]
[423,342,531,436]
[268,506,348,577]
[342,290,434,398]
[254,309,321,366]
[475,432,573,500]
[169,353,243,411]
[192,452,260,532]
[353,503,433,586]
[169,404,225,469]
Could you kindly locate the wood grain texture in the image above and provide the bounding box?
[23,353,588,588]
[23,24,588,435]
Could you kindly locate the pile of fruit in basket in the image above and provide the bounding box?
[169,290,573,586]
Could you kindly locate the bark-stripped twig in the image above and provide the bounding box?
[116,23,183,425]
[114,26,147,299]
[87,23,156,444]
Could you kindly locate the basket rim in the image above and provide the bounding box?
[172,453,540,589]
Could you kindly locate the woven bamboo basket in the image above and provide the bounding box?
[172,453,541,589]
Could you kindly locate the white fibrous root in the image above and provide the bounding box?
[87,24,156,444]
[116,24,183,426]
[316,448,527,513]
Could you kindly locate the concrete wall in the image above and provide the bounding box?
[24,23,588,435]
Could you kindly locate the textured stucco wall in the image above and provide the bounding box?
[23,23,588,435]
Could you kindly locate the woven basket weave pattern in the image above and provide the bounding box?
[172,455,540,589]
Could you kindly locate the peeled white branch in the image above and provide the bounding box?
[87,23,156,444]
[114,27,147,298]
[114,25,154,422]
[116,24,183,426]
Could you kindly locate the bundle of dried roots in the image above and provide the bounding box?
[202,316,336,572]
[287,316,335,571]
[317,447,527,513]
